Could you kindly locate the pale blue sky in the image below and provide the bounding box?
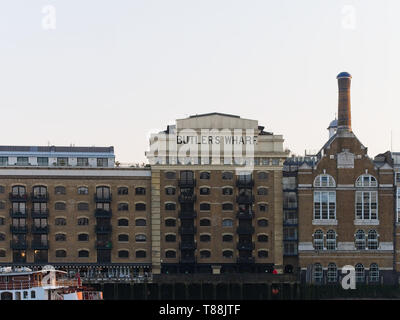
[1,0,399,162]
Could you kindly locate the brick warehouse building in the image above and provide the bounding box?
[297,72,397,284]
[0,73,399,286]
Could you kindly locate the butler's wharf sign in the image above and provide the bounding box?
[177,134,257,145]
[148,128,257,171]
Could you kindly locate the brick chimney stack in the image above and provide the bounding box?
[336,72,352,133]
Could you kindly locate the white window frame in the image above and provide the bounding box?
[369,264,379,282]
[367,230,379,250]
[314,174,336,188]
[313,264,323,283]
[327,263,337,283]
[355,191,378,220]
[355,230,366,250]
[314,191,336,220]
[326,230,337,251]
[313,230,324,251]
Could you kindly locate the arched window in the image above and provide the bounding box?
[367,230,378,250]
[118,234,129,242]
[55,233,66,241]
[257,172,268,180]
[0,233,5,241]
[136,250,146,258]
[165,203,176,211]
[356,174,377,187]
[222,250,233,258]
[118,203,129,211]
[327,263,337,283]
[222,234,233,242]
[165,172,176,179]
[258,250,268,258]
[258,219,268,227]
[222,187,233,195]
[258,234,268,242]
[200,172,210,180]
[0,250,6,257]
[200,250,211,258]
[95,186,110,199]
[55,218,66,226]
[326,230,336,250]
[313,230,324,250]
[200,203,211,211]
[77,202,89,211]
[165,234,176,242]
[313,263,323,283]
[135,234,146,242]
[355,263,365,283]
[200,187,210,195]
[222,172,233,180]
[314,174,336,187]
[55,202,66,211]
[32,186,47,198]
[135,219,146,226]
[55,186,66,195]
[117,187,129,195]
[118,218,129,226]
[12,185,26,196]
[118,250,129,258]
[257,187,268,195]
[165,187,176,195]
[135,203,146,211]
[222,219,233,227]
[78,234,89,241]
[77,217,89,226]
[165,218,176,227]
[355,230,366,250]
[165,250,176,258]
[78,250,89,258]
[369,263,379,282]
[135,187,146,195]
[200,219,211,226]
[55,250,67,258]
[200,234,211,242]
[77,186,88,195]
[222,203,233,211]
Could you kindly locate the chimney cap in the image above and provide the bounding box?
[337,71,352,79]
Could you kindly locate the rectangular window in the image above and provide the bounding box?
[57,157,68,166]
[17,157,29,166]
[396,172,400,184]
[0,157,8,166]
[37,157,48,166]
[314,191,336,220]
[355,191,378,220]
[77,157,89,166]
[97,158,108,167]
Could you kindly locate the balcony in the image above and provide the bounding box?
[9,193,28,202]
[236,178,254,188]
[179,241,197,250]
[95,208,112,218]
[10,225,28,233]
[178,179,196,188]
[94,194,112,202]
[31,240,49,250]
[95,225,112,234]
[179,256,197,264]
[236,195,255,204]
[237,242,255,251]
[236,211,254,220]
[283,235,298,241]
[237,256,255,264]
[95,240,112,250]
[9,209,27,218]
[31,225,49,234]
[31,192,49,202]
[179,210,197,219]
[31,209,49,218]
[10,240,27,250]
[236,225,255,235]
[178,194,196,203]
[179,226,196,235]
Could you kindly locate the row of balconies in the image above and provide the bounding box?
[177,177,254,188]
[179,256,256,264]
[9,192,49,202]
[178,241,255,251]
[176,225,256,235]
[10,240,49,250]
[10,209,50,219]
[10,225,49,234]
